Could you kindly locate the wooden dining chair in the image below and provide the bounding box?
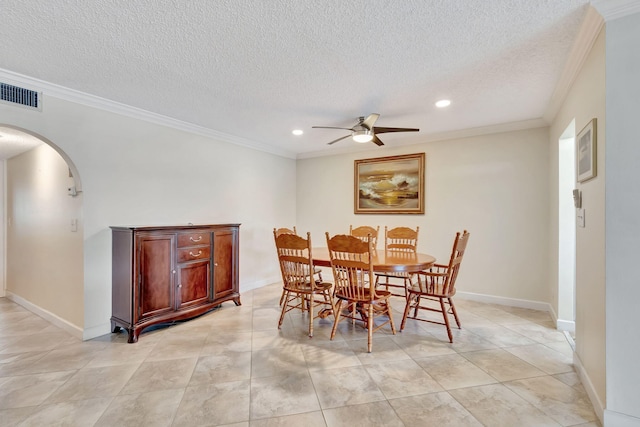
[400,230,470,342]
[274,227,323,306]
[349,225,380,248]
[374,226,419,299]
[274,230,336,337]
[326,233,395,353]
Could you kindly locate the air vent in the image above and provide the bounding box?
[0,82,41,110]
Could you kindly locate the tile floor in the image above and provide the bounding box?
[0,282,600,426]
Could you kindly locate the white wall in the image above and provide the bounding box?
[0,161,4,297]
[297,127,551,305]
[549,27,606,417]
[0,95,296,339]
[604,11,640,426]
[6,144,84,328]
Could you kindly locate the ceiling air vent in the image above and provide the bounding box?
[0,82,41,110]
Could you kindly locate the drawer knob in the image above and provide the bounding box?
[189,236,202,242]
[178,284,182,288]
[189,250,202,258]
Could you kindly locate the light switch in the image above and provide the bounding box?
[577,208,585,228]
[71,218,78,232]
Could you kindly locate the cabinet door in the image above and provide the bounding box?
[137,234,175,320]
[177,259,211,309]
[212,228,237,299]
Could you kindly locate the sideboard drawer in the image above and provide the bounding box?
[177,232,211,248]
[177,246,211,263]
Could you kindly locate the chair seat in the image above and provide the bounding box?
[335,287,392,302]
[285,280,332,294]
[408,282,456,298]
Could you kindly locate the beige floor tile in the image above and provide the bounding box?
[322,401,404,427]
[449,383,561,426]
[119,357,197,395]
[461,348,546,382]
[504,343,574,375]
[505,376,598,425]
[503,321,568,344]
[347,336,411,364]
[251,345,307,378]
[464,323,537,347]
[390,331,457,358]
[0,406,35,426]
[95,389,183,427]
[190,351,252,385]
[0,371,75,409]
[44,364,139,403]
[173,380,250,426]
[416,353,498,390]
[389,391,483,427]
[364,359,443,399]
[201,330,253,354]
[249,411,327,427]
[0,289,600,426]
[250,373,320,420]
[300,340,361,371]
[309,365,385,409]
[20,397,113,427]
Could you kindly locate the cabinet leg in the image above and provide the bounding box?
[127,329,139,344]
[233,296,242,306]
[111,320,121,333]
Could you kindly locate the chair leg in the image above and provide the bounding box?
[278,290,289,329]
[387,300,396,334]
[279,288,286,306]
[308,292,314,338]
[400,293,412,331]
[413,295,421,318]
[330,300,343,340]
[367,302,374,353]
[439,297,453,343]
[449,297,461,329]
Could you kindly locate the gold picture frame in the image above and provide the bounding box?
[577,118,597,183]
[354,152,425,214]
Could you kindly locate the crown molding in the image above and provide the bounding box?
[592,0,640,21]
[543,6,605,123]
[0,68,297,159]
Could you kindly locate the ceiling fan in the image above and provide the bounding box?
[312,113,419,146]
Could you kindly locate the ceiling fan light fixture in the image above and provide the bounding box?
[352,129,373,143]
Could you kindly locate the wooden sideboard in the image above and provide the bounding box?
[110,224,240,343]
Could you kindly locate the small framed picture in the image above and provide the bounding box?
[577,118,597,183]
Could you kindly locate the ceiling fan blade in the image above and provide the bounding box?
[312,126,354,131]
[327,134,351,145]
[372,135,384,146]
[372,126,419,134]
[361,113,380,130]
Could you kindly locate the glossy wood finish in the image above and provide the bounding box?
[111,224,240,343]
[312,247,435,273]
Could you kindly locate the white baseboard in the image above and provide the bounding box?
[82,322,112,341]
[604,409,640,427]
[456,290,551,312]
[5,291,83,340]
[574,351,605,424]
[556,319,576,333]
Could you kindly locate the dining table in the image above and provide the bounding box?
[312,247,436,273]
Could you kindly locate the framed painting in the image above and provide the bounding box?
[577,118,597,183]
[354,152,425,214]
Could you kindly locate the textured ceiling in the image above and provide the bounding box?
[1,0,592,158]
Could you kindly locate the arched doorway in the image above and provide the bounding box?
[0,125,84,338]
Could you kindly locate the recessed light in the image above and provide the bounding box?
[435,99,451,108]
[292,129,303,136]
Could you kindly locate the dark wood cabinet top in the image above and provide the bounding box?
[110,224,241,232]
